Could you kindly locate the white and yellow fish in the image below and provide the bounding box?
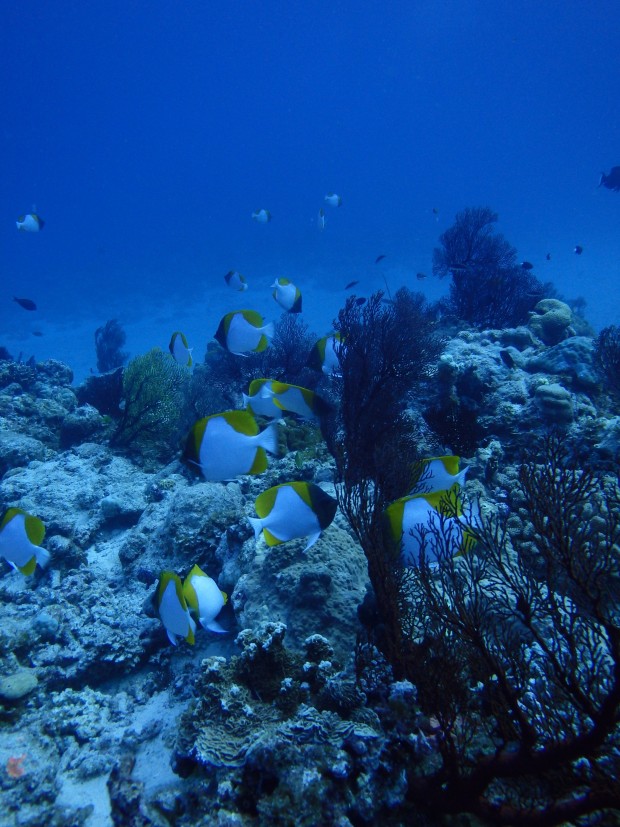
[243,379,330,421]
[409,456,468,496]
[383,492,476,567]
[0,508,49,575]
[252,208,272,223]
[214,310,274,355]
[16,213,44,232]
[249,481,338,551]
[156,571,196,646]
[224,270,249,292]
[271,278,302,313]
[168,331,193,368]
[183,410,278,481]
[183,564,228,634]
[308,333,343,376]
[324,193,342,207]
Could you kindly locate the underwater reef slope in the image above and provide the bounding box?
[0,298,619,827]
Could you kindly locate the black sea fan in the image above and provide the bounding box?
[594,324,620,404]
[433,206,546,328]
[95,319,128,373]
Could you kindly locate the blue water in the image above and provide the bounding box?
[2,1,619,379]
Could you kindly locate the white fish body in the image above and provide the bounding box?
[0,510,49,574]
[322,335,341,375]
[195,416,278,480]
[409,458,468,496]
[324,193,342,207]
[158,575,196,646]
[227,313,274,355]
[252,209,271,223]
[271,278,301,312]
[249,485,323,551]
[16,213,44,232]
[169,332,193,368]
[243,382,282,419]
[224,271,248,291]
[184,566,227,633]
[271,384,317,420]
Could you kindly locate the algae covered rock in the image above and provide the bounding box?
[0,430,47,477]
[534,382,574,424]
[528,298,574,345]
[233,518,368,657]
[526,336,597,389]
[0,667,38,701]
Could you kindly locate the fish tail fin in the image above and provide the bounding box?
[248,516,263,540]
[303,531,322,552]
[260,422,279,456]
[36,547,51,569]
[455,467,469,488]
[263,322,275,339]
[203,618,228,634]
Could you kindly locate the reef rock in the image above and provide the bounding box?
[233,514,368,657]
[528,298,574,345]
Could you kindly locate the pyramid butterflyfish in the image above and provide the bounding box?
[409,456,468,496]
[271,278,302,313]
[383,491,477,568]
[156,571,196,646]
[249,481,338,552]
[183,410,278,481]
[0,508,49,575]
[214,310,274,355]
[168,331,193,367]
[243,379,330,421]
[182,564,228,634]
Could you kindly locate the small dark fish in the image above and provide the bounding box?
[13,296,37,311]
[374,254,387,264]
[32,330,43,337]
[599,166,620,192]
[574,245,583,255]
[546,253,551,261]
[354,297,367,306]
[345,280,359,290]
[432,207,439,216]
[521,261,534,270]
[499,349,515,369]
[416,272,427,280]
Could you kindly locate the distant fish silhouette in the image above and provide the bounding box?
[354,297,366,306]
[375,254,387,264]
[599,167,620,192]
[324,193,342,207]
[13,297,37,311]
[16,214,44,232]
[416,272,427,280]
[345,280,359,290]
[574,245,583,255]
[521,261,534,270]
[546,253,551,261]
